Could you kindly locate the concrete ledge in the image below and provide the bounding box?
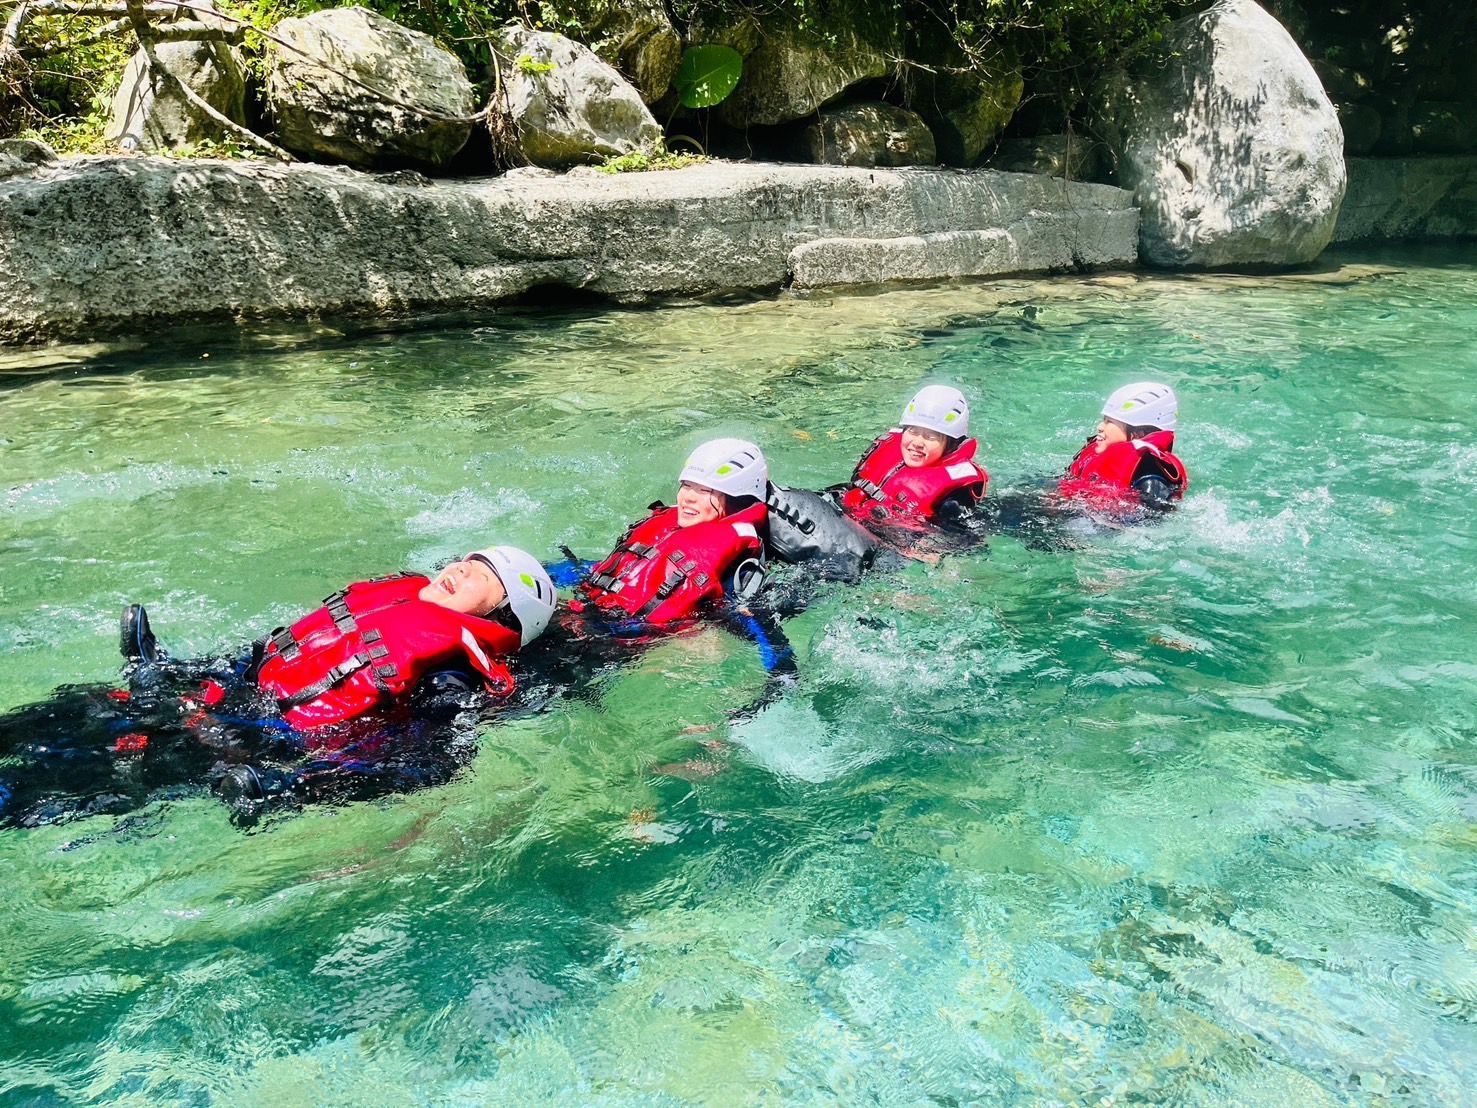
[1333,156,1477,243]
[0,157,1137,345]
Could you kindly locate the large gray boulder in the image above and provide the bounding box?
[1099,0,1345,268]
[494,28,661,168]
[265,6,474,168]
[802,103,935,167]
[106,41,247,152]
[0,158,1138,344]
[715,23,894,128]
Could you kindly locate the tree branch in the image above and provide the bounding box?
[121,0,293,160]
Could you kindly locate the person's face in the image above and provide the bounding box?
[419,557,507,616]
[676,480,726,527]
[1095,417,1130,451]
[900,425,949,468]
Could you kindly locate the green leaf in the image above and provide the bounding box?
[673,44,743,109]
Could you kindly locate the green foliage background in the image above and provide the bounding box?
[8,0,1177,151]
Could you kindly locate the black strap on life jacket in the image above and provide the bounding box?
[852,461,907,504]
[632,551,709,619]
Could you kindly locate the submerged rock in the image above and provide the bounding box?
[265,6,474,168]
[1099,0,1345,268]
[494,28,662,168]
[106,40,247,152]
[0,158,1137,344]
[802,103,936,168]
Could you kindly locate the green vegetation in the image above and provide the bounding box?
[596,148,707,172]
[4,0,1178,154]
[672,44,743,109]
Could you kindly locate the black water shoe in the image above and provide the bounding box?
[120,604,167,664]
[215,764,266,826]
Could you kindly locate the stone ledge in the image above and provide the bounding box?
[1333,156,1477,243]
[0,157,1138,345]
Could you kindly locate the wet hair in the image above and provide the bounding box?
[1104,417,1160,441]
[483,600,522,635]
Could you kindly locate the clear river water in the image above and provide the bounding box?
[2,245,1476,1105]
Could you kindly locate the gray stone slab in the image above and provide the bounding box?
[0,158,1137,345]
[1332,156,1477,242]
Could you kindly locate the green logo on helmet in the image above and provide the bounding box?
[716,464,732,475]
[945,412,957,422]
[1121,401,1136,410]
[519,573,535,587]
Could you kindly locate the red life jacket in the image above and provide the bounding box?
[1059,430,1187,507]
[841,431,988,527]
[251,574,520,731]
[571,500,767,625]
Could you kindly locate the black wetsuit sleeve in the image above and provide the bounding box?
[931,486,989,534]
[715,599,799,724]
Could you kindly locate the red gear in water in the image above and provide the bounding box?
[251,574,519,730]
[571,500,767,625]
[1059,429,1187,508]
[842,431,988,527]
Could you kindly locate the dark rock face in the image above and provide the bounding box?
[802,104,936,167]
[1290,0,1477,156]
[988,135,1107,182]
[891,45,1023,167]
[1333,156,1477,242]
[583,0,683,104]
[714,23,894,128]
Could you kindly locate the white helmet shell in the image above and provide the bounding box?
[901,385,969,438]
[1101,382,1178,432]
[466,545,556,646]
[680,438,768,502]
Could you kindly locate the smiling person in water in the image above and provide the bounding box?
[0,546,557,828]
[1059,381,1188,513]
[565,438,772,628]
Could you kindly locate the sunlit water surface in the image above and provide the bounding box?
[3,247,1476,1105]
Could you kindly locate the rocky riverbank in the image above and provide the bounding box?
[0,156,1138,346]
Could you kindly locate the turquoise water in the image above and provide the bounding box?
[2,247,1476,1104]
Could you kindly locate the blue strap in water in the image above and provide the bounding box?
[737,612,792,673]
[545,559,594,588]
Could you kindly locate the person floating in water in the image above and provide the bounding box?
[536,437,797,717]
[1059,381,1188,515]
[761,385,988,573]
[0,546,556,828]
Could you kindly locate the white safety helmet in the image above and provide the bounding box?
[465,545,556,646]
[679,438,768,502]
[901,385,970,438]
[1101,381,1178,432]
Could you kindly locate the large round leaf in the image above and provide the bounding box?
[673,45,743,109]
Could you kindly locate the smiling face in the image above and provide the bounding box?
[1094,417,1130,452]
[676,480,727,527]
[900,425,949,468]
[419,557,508,616]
